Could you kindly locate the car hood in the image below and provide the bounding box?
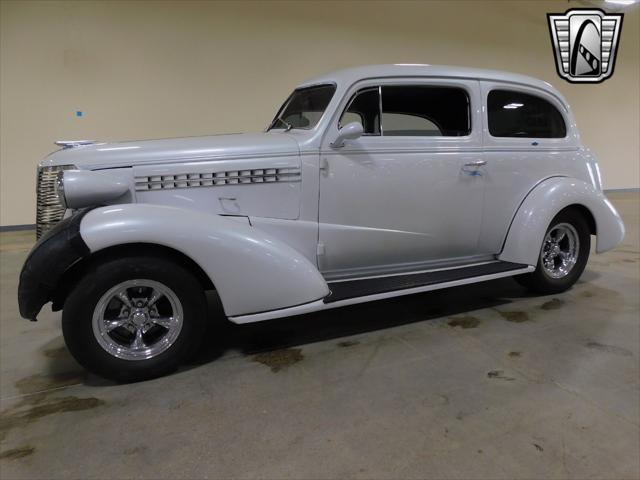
[40,133,300,170]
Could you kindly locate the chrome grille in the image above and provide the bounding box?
[135,167,301,191]
[36,165,73,239]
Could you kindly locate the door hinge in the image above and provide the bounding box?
[316,242,325,257]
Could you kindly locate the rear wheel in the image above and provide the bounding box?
[515,209,591,294]
[62,255,207,382]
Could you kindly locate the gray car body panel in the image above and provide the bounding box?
[499,177,625,265]
[41,133,300,170]
[80,204,329,317]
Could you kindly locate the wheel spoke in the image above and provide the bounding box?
[555,230,566,243]
[131,328,146,349]
[151,316,176,329]
[117,291,132,308]
[104,318,128,332]
[147,289,163,307]
[560,258,569,271]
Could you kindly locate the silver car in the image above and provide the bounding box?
[19,64,625,381]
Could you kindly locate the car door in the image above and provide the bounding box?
[476,81,579,255]
[318,78,488,279]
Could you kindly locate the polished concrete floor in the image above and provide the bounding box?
[1,192,638,479]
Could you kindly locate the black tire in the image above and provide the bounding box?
[62,254,207,382]
[515,208,591,294]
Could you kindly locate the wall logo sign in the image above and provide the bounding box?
[547,9,623,84]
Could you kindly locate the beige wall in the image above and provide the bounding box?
[1,0,638,226]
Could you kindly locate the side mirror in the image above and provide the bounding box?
[330,122,364,148]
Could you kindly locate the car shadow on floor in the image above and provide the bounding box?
[42,271,601,386]
[188,276,538,366]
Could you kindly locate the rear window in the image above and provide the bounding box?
[488,90,566,138]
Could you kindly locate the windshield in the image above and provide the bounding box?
[268,84,336,131]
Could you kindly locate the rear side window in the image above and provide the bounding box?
[488,90,566,138]
[381,86,470,136]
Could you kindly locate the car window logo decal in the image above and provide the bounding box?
[547,8,624,84]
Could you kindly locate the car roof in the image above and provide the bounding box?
[298,64,567,105]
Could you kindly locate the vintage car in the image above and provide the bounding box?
[19,64,625,381]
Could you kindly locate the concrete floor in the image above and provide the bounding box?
[0,192,638,479]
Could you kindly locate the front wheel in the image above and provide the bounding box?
[62,255,207,382]
[515,209,591,294]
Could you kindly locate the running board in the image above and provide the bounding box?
[325,261,528,303]
[229,261,533,324]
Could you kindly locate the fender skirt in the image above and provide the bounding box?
[18,210,91,321]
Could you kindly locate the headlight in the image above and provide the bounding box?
[58,170,130,209]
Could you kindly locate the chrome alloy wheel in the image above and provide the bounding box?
[92,280,184,361]
[541,223,580,279]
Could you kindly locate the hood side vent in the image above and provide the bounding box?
[135,167,301,191]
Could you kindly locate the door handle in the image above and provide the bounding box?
[464,160,487,167]
[319,157,329,175]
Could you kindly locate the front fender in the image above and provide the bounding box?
[18,209,92,320]
[499,178,625,266]
[80,204,329,317]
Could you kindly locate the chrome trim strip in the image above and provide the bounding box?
[320,146,580,155]
[378,85,384,136]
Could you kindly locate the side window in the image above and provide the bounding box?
[381,113,442,136]
[381,86,470,136]
[339,87,380,135]
[487,90,567,138]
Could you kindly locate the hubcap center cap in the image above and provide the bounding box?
[131,310,148,327]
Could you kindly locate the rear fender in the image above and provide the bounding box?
[499,177,625,266]
[80,204,329,317]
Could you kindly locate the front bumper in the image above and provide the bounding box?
[18,210,91,321]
